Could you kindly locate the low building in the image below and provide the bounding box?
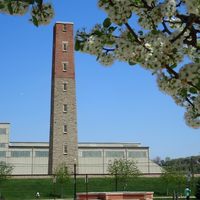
[0,123,162,175]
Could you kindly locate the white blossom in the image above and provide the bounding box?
[184,0,200,16]
[185,104,200,129]
[179,63,200,85]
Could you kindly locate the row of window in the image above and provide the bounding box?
[0,151,48,158]
[81,151,147,158]
[62,25,69,155]
[0,150,147,158]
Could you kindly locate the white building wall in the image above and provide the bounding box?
[0,123,9,163]
[78,146,153,174]
[7,147,48,175]
[0,124,162,175]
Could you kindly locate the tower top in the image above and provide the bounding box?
[55,21,74,25]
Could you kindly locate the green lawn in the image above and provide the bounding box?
[0,177,196,200]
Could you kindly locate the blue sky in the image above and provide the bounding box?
[0,1,199,160]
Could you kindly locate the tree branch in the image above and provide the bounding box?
[103,47,115,52]
[166,66,179,78]
[162,21,172,35]
[176,0,183,7]
[125,23,141,43]
[141,0,152,10]
[170,15,196,43]
[186,97,195,108]
[166,66,200,91]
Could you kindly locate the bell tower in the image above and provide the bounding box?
[48,22,78,174]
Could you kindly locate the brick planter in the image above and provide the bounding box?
[77,191,154,200]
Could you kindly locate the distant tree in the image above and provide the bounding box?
[0,161,13,182]
[164,156,200,174]
[54,163,70,198]
[195,178,200,200]
[165,157,171,162]
[153,156,165,166]
[107,159,141,191]
[0,0,54,26]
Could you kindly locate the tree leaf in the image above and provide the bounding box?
[128,61,136,66]
[170,64,177,69]
[32,16,39,27]
[7,2,13,15]
[189,87,197,94]
[108,26,117,33]
[75,40,80,51]
[0,3,4,9]
[103,18,111,28]
[93,30,103,36]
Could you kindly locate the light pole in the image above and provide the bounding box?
[85,174,88,200]
[74,159,77,200]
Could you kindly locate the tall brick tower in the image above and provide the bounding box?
[48,22,78,174]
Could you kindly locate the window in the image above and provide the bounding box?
[35,151,48,157]
[63,82,67,91]
[82,151,102,158]
[63,145,67,154]
[128,151,147,158]
[63,24,67,32]
[63,125,67,133]
[0,128,6,135]
[11,151,30,157]
[0,143,6,148]
[63,104,67,113]
[105,151,124,158]
[62,62,68,71]
[0,151,6,157]
[62,41,68,51]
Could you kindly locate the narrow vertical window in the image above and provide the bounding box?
[63,144,68,154]
[63,24,67,32]
[63,104,67,113]
[63,82,67,91]
[63,125,67,134]
[62,41,68,52]
[62,62,68,71]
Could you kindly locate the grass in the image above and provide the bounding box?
[0,177,197,200]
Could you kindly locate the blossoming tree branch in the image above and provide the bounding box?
[1,0,200,128]
[75,0,200,128]
[0,0,54,26]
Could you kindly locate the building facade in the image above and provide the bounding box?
[48,22,78,174]
[0,123,162,175]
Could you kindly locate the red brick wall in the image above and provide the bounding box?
[53,23,75,79]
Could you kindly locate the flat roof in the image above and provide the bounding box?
[9,142,148,149]
[78,142,142,147]
[9,142,49,148]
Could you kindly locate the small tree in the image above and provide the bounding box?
[161,167,185,196]
[195,178,200,200]
[54,163,70,198]
[107,158,141,191]
[0,161,13,182]
[0,161,13,199]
